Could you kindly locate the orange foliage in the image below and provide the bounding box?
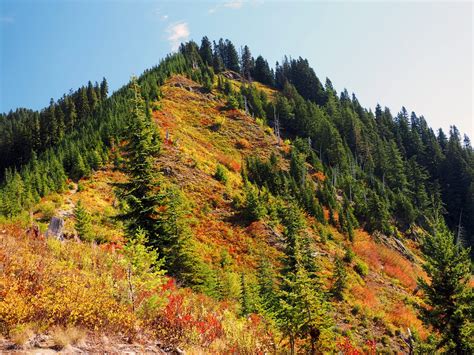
[353,230,417,289]
[217,153,241,172]
[235,138,252,150]
[312,171,326,182]
[351,284,380,310]
[386,301,428,340]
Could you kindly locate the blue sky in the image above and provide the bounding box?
[1,0,472,137]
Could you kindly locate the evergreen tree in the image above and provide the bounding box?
[330,257,347,300]
[115,77,196,283]
[100,77,108,100]
[241,45,254,80]
[277,206,333,354]
[418,219,473,354]
[224,39,240,72]
[87,80,99,111]
[253,55,274,86]
[114,77,163,250]
[199,36,213,66]
[74,199,93,241]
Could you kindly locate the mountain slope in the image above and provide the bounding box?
[0,72,436,353]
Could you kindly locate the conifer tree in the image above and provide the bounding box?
[253,55,274,86]
[74,199,93,241]
[331,257,347,300]
[224,39,240,72]
[100,77,108,101]
[418,219,473,354]
[241,45,254,80]
[277,202,332,354]
[115,77,196,283]
[87,80,99,111]
[257,257,278,314]
[115,77,161,237]
[199,36,213,66]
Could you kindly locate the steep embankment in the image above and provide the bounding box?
[0,74,429,353]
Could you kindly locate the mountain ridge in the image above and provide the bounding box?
[0,38,472,353]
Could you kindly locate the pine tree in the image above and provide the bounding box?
[253,55,274,86]
[115,77,161,237]
[276,202,332,353]
[331,257,347,300]
[78,87,91,120]
[87,80,99,111]
[241,45,254,80]
[418,219,473,353]
[74,199,93,241]
[100,77,108,101]
[199,36,213,66]
[243,182,266,221]
[257,257,278,314]
[224,39,240,72]
[115,77,196,283]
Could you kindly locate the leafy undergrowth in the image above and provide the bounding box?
[0,74,431,352]
[0,224,274,353]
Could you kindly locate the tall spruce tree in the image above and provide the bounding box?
[115,76,162,249]
[418,218,473,353]
[277,202,333,354]
[115,77,196,283]
[199,36,213,66]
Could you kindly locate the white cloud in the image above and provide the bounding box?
[153,8,168,21]
[0,16,14,24]
[209,0,244,14]
[166,22,190,51]
[224,0,243,9]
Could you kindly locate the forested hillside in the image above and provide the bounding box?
[0,37,472,353]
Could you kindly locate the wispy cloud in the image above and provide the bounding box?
[0,16,14,24]
[209,0,244,14]
[166,22,190,51]
[154,8,169,21]
[224,0,244,9]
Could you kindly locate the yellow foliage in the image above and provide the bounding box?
[0,225,137,334]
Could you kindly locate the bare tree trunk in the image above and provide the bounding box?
[127,266,135,312]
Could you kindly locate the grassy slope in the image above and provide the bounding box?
[0,74,429,352]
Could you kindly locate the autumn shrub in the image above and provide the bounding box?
[38,200,56,220]
[212,115,226,131]
[353,230,417,289]
[235,138,251,150]
[217,153,241,172]
[0,226,136,334]
[150,288,224,348]
[386,301,427,339]
[0,225,276,351]
[351,285,380,311]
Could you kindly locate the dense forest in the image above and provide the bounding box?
[0,37,472,353]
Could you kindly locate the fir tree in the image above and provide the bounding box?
[100,77,108,100]
[74,199,93,241]
[241,45,254,80]
[199,36,213,66]
[418,219,473,354]
[331,257,347,300]
[115,77,161,236]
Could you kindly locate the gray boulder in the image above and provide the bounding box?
[45,217,64,240]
